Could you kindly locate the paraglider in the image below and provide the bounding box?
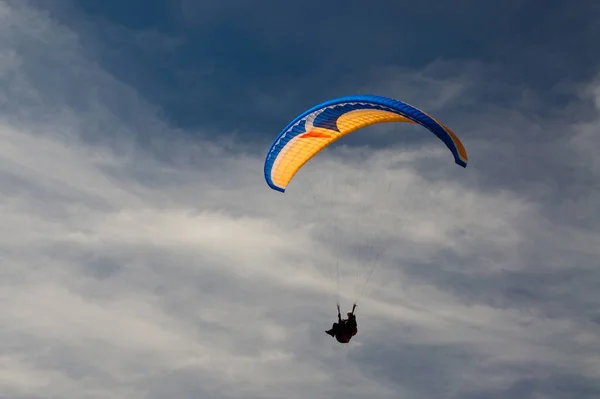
[325,304,358,344]
[263,94,468,343]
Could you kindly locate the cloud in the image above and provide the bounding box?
[1,1,600,398]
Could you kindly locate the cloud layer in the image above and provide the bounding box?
[1,1,600,398]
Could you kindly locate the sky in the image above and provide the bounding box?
[1,0,600,398]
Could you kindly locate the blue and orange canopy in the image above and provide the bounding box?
[264,95,468,192]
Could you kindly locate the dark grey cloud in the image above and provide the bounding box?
[31,0,600,133]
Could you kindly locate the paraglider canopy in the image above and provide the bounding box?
[264,94,468,193]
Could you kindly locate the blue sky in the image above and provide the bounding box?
[41,0,600,132]
[1,1,600,398]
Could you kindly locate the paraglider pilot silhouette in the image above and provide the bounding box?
[325,304,357,343]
